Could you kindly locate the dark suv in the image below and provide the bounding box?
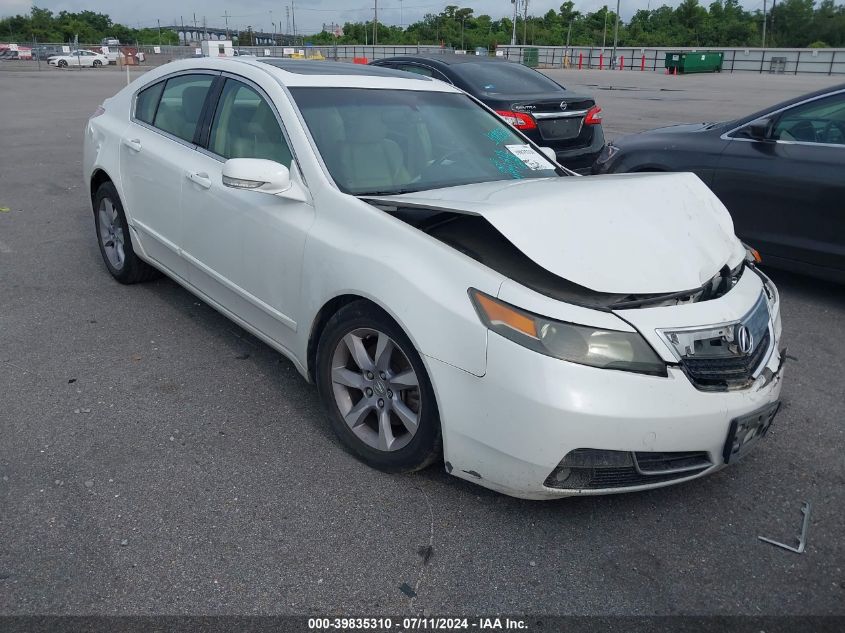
[371,54,604,173]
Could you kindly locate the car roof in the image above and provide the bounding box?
[260,59,427,78]
[144,57,461,92]
[377,53,507,67]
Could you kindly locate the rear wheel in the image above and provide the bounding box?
[92,59,102,68]
[93,182,161,284]
[316,302,441,473]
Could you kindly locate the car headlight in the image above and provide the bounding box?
[742,241,763,264]
[469,289,667,376]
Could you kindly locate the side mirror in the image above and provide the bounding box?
[746,117,774,142]
[222,158,306,200]
[539,146,557,162]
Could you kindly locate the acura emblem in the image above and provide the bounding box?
[559,101,568,111]
[735,324,754,355]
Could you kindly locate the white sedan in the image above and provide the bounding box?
[49,49,109,68]
[82,57,785,499]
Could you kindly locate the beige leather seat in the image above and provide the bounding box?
[154,84,208,142]
[230,100,292,165]
[337,109,411,192]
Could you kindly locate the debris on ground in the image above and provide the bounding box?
[759,501,811,554]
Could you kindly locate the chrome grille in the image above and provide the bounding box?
[682,329,771,391]
[660,293,773,392]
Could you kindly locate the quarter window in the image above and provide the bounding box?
[135,81,165,125]
[399,64,434,77]
[207,79,292,166]
[152,74,214,143]
[398,64,450,83]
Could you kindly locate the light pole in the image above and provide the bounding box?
[762,0,768,47]
[611,0,620,67]
[510,0,518,46]
[602,6,608,49]
[461,16,466,51]
[522,0,529,47]
[373,0,378,46]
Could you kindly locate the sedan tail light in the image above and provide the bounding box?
[584,105,603,126]
[495,110,537,131]
[90,105,105,119]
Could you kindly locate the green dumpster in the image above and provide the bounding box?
[664,51,723,74]
[522,47,539,68]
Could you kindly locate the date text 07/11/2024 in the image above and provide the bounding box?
[307,617,528,630]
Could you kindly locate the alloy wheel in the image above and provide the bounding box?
[98,197,125,271]
[330,327,421,452]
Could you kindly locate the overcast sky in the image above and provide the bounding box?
[1,0,782,33]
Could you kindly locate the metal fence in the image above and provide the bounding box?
[0,43,455,71]
[498,45,845,76]
[5,42,843,76]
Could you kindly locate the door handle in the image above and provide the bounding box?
[121,138,142,152]
[185,171,212,189]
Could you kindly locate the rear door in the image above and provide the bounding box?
[118,71,217,279]
[713,92,845,274]
[180,75,314,348]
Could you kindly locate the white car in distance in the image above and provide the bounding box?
[49,49,109,68]
[83,58,785,499]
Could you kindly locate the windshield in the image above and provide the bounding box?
[289,87,561,196]
[451,62,564,95]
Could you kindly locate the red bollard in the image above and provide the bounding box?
[578,52,583,70]
[599,53,604,70]
[620,55,624,70]
[641,54,646,71]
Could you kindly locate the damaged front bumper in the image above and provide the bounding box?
[428,264,784,500]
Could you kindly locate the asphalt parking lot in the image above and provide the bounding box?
[1,67,843,618]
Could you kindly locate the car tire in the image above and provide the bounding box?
[93,60,102,68]
[93,182,161,284]
[316,301,442,473]
[58,59,67,68]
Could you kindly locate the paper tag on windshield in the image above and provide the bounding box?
[505,144,553,171]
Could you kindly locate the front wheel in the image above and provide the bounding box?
[316,302,441,473]
[57,59,67,68]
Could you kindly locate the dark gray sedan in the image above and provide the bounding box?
[594,84,845,282]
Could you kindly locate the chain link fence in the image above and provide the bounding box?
[0,43,454,72]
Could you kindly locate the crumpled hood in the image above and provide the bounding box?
[373,172,743,294]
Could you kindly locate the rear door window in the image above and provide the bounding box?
[135,81,165,125]
[152,74,215,143]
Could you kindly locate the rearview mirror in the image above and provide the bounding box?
[746,117,774,142]
[222,158,305,200]
[539,147,557,162]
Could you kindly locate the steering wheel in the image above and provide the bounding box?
[821,120,845,145]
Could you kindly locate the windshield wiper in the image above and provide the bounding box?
[356,188,422,197]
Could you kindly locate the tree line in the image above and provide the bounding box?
[2,2,843,49]
[1,8,179,46]
[313,1,845,49]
